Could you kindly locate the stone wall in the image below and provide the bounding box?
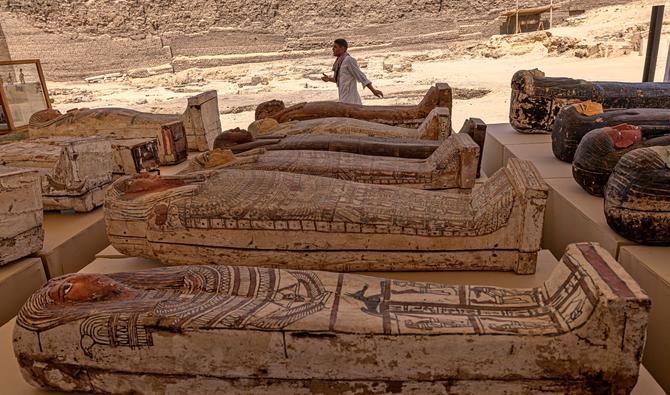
[0,0,633,80]
[0,19,10,61]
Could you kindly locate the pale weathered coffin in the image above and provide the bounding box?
[28,108,188,165]
[110,138,160,176]
[573,125,670,196]
[605,146,670,245]
[0,137,113,212]
[184,133,479,190]
[510,69,670,134]
[0,166,43,265]
[13,243,649,395]
[256,84,452,129]
[106,158,548,274]
[553,102,670,162]
[251,106,453,141]
[180,90,222,151]
[228,118,486,176]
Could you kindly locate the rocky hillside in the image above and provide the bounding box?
[4,0,556,37]
[1,0,629,80]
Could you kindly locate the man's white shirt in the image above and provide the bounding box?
[337,55,371,105]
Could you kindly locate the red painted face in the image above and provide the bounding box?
[117,173,185,196]
[604,124,642,149]
[47,274,136,304]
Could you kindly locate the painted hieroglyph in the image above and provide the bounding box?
[13,243,649,394]
[106,158,548,274]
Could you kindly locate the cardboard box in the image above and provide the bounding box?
[619,246,670,393]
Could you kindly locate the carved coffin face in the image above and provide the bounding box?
[46,273,138,304]
[255,100,286,120]
[604,124,642,149]
[214,128,254,149]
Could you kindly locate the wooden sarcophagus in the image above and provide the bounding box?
[251,106,453,141]
[223,118,486,177]
[105,158,548,274]
[110,138,160,177]
[184,132,479,190]
[28,108,188,166]
[0,136,113,212]
[553,102,670,162]
[13,243,649,394]
[256,84,452,129]
[605,146,670,245]
[572,124,670,196]
[510,69,670,134]
[0,166,43,265]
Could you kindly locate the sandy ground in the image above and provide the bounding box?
[44,0,670,132]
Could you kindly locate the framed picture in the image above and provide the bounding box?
[0,59,51,133]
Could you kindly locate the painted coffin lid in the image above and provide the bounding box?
[28,106,189,165]
[251,107,453,141]
[572,125,670,196]
[183,132,479,190]
[605,146,670,245]
[105,158,548,274]
[0,166,43,265]
[226,118,486,176]
[13,243,650,394]
[256,84,452,129]
[552,103,670,162]
[510,69,670,134]
[0,136,112,212]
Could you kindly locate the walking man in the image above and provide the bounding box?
[322,38,383,105]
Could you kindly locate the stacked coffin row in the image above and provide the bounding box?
[527,72,670,245]
[8,76,654,395]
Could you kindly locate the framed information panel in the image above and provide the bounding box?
[0,59,51,133]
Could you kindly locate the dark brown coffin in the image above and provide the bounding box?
[510,69,670,134]
[573,125,670,196]
[553,104,670,162]
[605,146,670,245]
